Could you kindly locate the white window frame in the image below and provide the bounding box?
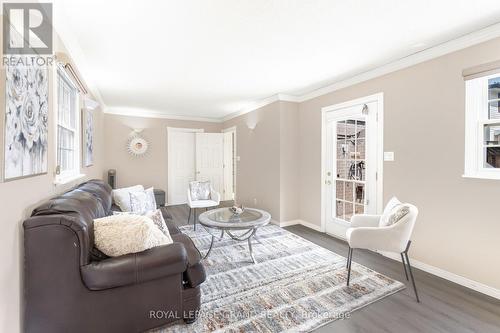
[464,71,500,180]
[54,65,83,184]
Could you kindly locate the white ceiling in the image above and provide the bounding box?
[54,0,500,120]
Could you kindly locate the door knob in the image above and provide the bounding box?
[325,180,332,185]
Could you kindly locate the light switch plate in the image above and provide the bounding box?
[384,151,395,161]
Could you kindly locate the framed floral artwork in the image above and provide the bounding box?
[82,108,93,167]
[4,59,48,180]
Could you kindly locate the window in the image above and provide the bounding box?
[56,68,80,182]
[464,73,500,179]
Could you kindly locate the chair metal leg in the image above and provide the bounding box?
[346,246,351,268]
[401,253,409,281]
[194,209,197,231]
[404,241,420,302]
[187,208,192,224]
[347,248,353,286]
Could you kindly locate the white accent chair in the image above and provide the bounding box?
[345,197,420,302]
[187,183,221,230]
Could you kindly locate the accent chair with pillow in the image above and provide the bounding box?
[186,181,221,230]
[23,180,206,333]
[345,196,420,302]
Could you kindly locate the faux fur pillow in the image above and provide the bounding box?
[93,214,172,257]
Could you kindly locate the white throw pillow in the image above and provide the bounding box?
[380,196,402,227]
[144,187,157,211]
[112,185,144,212]
[130,191,148,214]
[93,214,171,257]
[189,181,211,200]
[385,204,410,226]
[130,187,157,214]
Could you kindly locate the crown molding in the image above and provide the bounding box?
[53,6,107,110]
[295,21,500,102]
[104,107,222,123]
[57,16,500,123]
[222,21,500,123]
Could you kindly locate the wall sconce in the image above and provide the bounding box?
[246,113,258,131]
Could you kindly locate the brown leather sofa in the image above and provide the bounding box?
[23,179,206,333]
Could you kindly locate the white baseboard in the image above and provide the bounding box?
[380,252,500,300]
[276,219,322,231]
[273,219,500,300]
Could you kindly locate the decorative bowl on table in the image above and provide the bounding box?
[230,204,244,215]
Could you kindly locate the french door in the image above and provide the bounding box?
[195,133,224,195]
[323,96,382,239]
[168,128,232,205]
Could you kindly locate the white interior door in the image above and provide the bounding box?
[167,129,200,205]
[196,133,224,195]
[223,131,235,200]
[324,99,382,239]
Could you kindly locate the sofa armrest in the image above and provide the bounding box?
[81,242,188,290]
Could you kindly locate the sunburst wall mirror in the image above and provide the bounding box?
[127,129,149,157]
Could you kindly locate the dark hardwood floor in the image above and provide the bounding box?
[166,203,500,333]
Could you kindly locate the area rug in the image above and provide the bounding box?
[154,224,404,332]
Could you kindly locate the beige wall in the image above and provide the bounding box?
[0,32,106,332]
[223,102,282,220]
[222,101,300,223]
[299,37,500,289]
[102,114,221,191]
[279,101,300,222]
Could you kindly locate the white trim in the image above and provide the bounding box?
[222,126,237,201]
[57,20,500,123]
[320,93,384,235]
[105,107,221,123]
[213,21,500,123]
[274,219,323,232]
[297,22,500,103]
[291,221,500,300]
[84,97,99,110]
[53,10,107,109]
[167,127,205,205]
[53,173,86,186]
[222,126,237,133]
[380,252,500,300]
[167,126,204,133]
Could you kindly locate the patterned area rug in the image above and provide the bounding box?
[155,224,404,332]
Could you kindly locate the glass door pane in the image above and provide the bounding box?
[335,118,366,222]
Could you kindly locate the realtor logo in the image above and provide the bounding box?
[3,3,53,54]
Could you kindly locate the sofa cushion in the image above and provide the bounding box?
[81,243,188,290]
[172,233,206,288]
[94,214,172,257]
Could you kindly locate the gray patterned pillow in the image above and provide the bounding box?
[189,181,211,200]
[145,209,171,238]
[387,204,410,226]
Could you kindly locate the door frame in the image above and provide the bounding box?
[167,127,204,205]
[222,126,237,201]
[320,92,384,236]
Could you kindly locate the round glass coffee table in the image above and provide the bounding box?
[198,207,271,263]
